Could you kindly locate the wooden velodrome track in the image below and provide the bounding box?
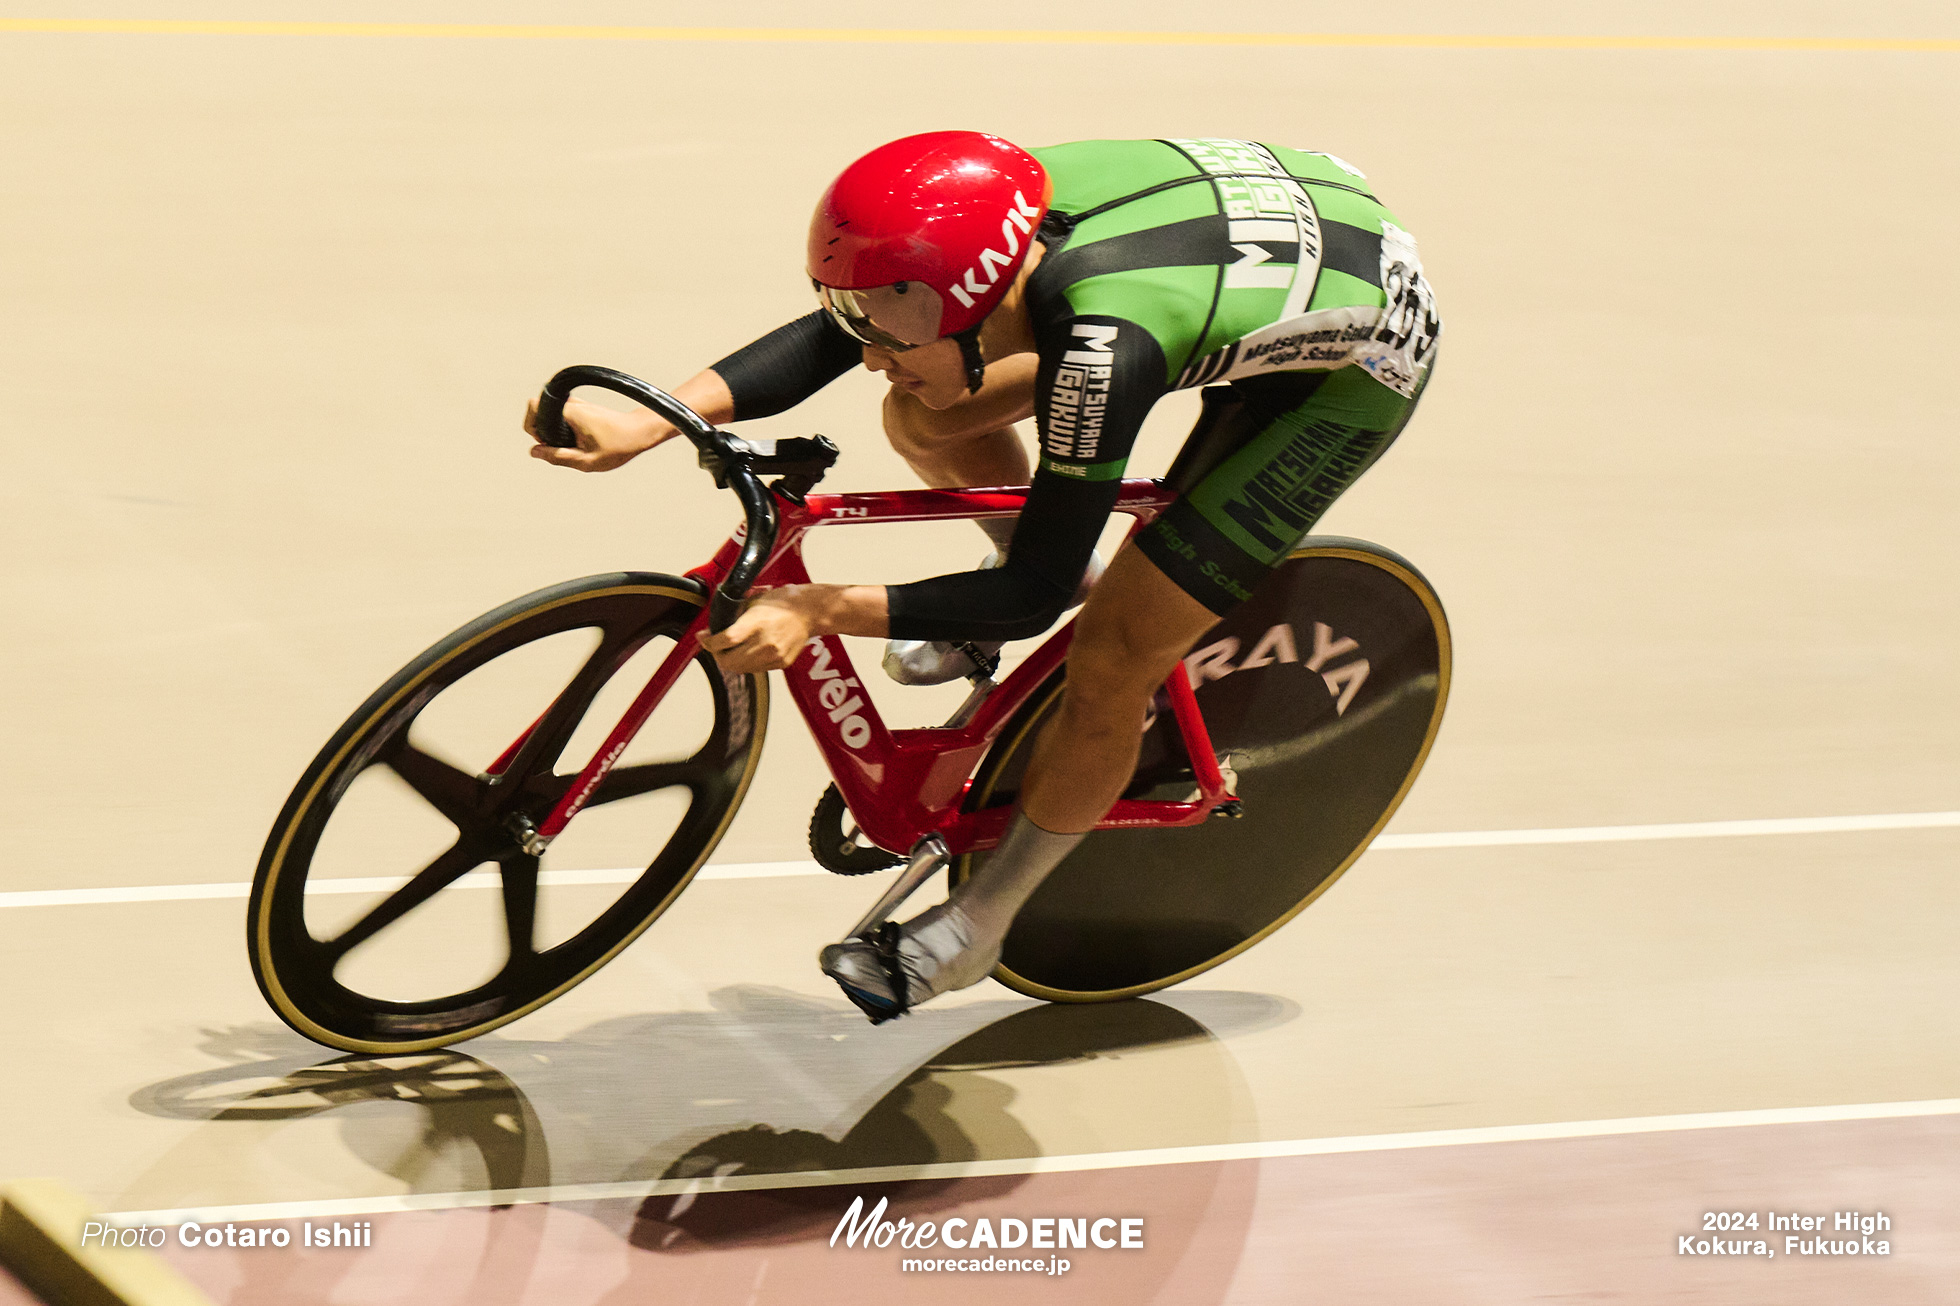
[1,4,1956,1301]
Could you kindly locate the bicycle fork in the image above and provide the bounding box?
[489,626,706,857]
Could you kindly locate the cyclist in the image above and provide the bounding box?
[527,132,1439,1022]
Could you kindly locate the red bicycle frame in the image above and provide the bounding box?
[519,479,1235,860]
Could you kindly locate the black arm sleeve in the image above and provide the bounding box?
[709,311,862,421]
[886,314,1168,641]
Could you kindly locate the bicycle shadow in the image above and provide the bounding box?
[126,1044,557,1197]
[631,993,1258,1252]
[120,987,1294,1221]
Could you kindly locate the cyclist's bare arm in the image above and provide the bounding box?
[701,581,890,674]
[880,352,1037,489]
[527,308,858,474]
[525,368,735,473]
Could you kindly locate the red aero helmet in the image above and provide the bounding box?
[808,131,1050,350]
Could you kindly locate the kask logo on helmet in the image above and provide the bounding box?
[945,192,1044,310]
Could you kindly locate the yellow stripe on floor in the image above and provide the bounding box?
[0,20,1955,53]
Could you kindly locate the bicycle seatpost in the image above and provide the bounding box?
[533,365,779,633]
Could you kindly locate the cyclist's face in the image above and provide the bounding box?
[860,337,967,409]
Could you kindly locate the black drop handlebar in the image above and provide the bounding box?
[533,365,838,632]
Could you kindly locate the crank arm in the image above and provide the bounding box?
[844,834,950,938]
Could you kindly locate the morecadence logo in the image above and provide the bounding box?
[830,1194,1143,1276]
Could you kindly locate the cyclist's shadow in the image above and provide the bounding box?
[125,988,1293,1226]
[632,991,1278,1251]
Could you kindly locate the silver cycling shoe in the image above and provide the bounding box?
[818,902,1002,1023]
[881,549,1106,687]
[882,638,1003,686]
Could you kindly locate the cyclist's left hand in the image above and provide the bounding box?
[701,590,818,673]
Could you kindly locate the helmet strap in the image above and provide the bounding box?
[955,327,987,394]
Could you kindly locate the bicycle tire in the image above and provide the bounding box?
[955,538,1450,1002]
[248,573,767,1053]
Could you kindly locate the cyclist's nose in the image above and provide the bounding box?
[862,345,898,375]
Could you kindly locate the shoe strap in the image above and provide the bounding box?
[868,921,913,1017]
[951,640,1000,679]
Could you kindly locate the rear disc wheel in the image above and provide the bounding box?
[957,538,1451,1002]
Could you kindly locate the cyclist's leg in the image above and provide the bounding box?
[1015,550,1220,830]
[822,365,1431,1017]
[1021,365,1434,832]
[1140,364,1432,613]
[818,546,1221,1017]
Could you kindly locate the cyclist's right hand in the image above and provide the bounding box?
[525,396,672,472]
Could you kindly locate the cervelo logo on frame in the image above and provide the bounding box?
[804,637,872,749]
[946,191,1044,309]
[1185,620,1369,714]
[563,736,631,820]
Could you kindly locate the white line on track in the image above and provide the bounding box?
[4,810,1955,910]
[1370,808,1960,848]
[106,1096,1960,1226]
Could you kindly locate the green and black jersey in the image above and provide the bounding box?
[712,138,1440,639]
[1028,137,1437,463]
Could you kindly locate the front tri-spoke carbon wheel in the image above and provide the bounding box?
[248,573,767,1053]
